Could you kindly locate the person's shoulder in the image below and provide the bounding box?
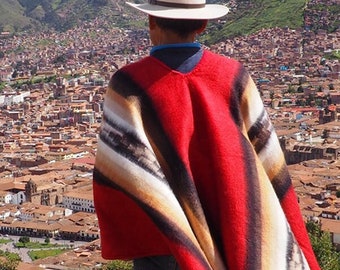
[119,56,154,73]
[204,50,240,65]
[202,50,243,72]
[110,55,159,87]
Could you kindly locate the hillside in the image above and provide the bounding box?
[0,0,338,38]
[203,0,339,44]
[0,0,34,32]
[213,0,306,39]
[0,0,124,32]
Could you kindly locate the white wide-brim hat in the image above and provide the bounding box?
[126,0,229,20]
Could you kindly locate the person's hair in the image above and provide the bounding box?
[154,17,207,38]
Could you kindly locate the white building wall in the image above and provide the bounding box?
[19,212,34,221]
[11,191,26,205]
[4,194,12,204]
[62,195,94,213]
[12,94,24,104]
[0,211,11,220]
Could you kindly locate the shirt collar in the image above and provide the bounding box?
[150,42,201,55]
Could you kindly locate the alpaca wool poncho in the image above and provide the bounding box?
[93,49,320,270]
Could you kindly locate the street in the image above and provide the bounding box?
[0,235,89,263]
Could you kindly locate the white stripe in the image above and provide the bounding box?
[104,95,153,150]
[257,131,285,172]
[97,138,197,234]
[243,80,264,129]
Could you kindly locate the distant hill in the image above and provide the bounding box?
[204,0,339,43]
[0,0,338,39]
[213,0,307,39]
[0,0,124,32]
[0,0,33,32]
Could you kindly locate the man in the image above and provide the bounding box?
[93,0,320,269]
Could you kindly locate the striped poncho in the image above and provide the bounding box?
[93,50,320,270]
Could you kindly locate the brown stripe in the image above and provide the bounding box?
[149,0,205,9]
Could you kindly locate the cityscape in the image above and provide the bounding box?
[0,2,339,269]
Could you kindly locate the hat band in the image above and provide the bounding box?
[149,0,205,9]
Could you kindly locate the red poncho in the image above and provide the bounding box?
[93,50,320,270]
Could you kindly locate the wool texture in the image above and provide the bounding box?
[93,50,320,270]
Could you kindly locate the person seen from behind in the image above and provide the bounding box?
[93,0,321,269]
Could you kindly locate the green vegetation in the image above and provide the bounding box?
[0,0,338,36]
[0,82,6,92]
[36,38,55,48]
[45,237,50,244]
[324,50,340,60]
[306,220,340,270]
[9,74,57,90]
[0,250,20,270]
[29,248,67,261]
[13,237,69,261]
[51,0,63,10]
[203,0,306,44]
[0,238,11,245]
[103,260,133,270]
[0,251,21,262]
[311,3,340,32]
[0,0,33,32]
[18,236,30,245]
[15,240,66,249]
[15,236,67,250]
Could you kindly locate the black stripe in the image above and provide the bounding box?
[93,167,121,189]
[112,68,208,218]
[93,168,210,269]
[108,66,220,267]
[110,69,144,98]
[271,165,292,200]
[286,228,305,269]
[229,64,262,268]
[100,113,165,181]
[240,135,263,270]
[230,64,249,127]
[247,109,274,154]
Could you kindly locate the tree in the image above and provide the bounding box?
[18,236,30,245]
[306,220,340,270]
[336,189,340,198]
[0,250,21,269]
[287,84,296,93]
[0,256,20,270]
[12,69,18,79]
[297,85,304,93]
[322,128,330,139]
[44,237,50,244]
[31,65,38,76]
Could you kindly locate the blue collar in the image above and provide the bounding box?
[150,42,201,55]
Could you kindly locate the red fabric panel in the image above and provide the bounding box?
[128,53,250,269]
[281,187,321,270]
[93,180,170,259]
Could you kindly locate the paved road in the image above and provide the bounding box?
[0,235,89,263]
[0,239,31,262]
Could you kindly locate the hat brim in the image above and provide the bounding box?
[126,2,229,20]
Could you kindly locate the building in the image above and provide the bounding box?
[62,190,95,213]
